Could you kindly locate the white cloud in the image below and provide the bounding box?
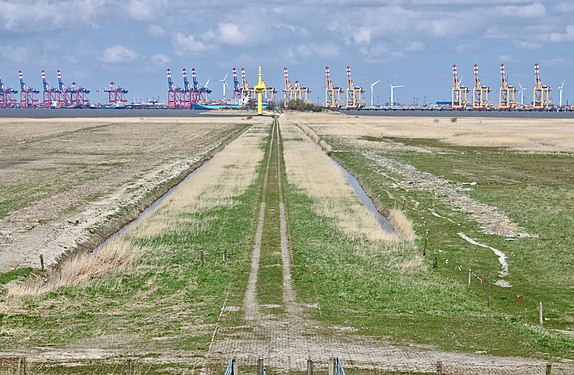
[151,54,170,65]
[218,23,245,46]
[124,0,168,21]
[148,24,165,36]
[545,25,574,42]
[102,45,138,64]
[540,58,572,68]
[172,32,213,55]
[0,46,29,64]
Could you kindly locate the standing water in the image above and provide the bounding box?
[333,160,394,233]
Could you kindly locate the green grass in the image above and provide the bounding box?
[288,132,574,359]
[0,268,35,286]
[256,120,284,309]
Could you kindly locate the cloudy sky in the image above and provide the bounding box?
[1,0,572,105]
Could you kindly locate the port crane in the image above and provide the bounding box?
[472,64,490,110]
[240,68,251,103]
[283,67,311,106]
[499,64,516,110]
[167,68,183,109]
[41,70,61,108]
[192,68,212,103]
[451,64,469,109]
[98,82,128,106]
[0,75,18,108]
[324,66,343,108]
[19,70,39,108]
[231,68,242,102]
[345,66,365,109]
[182,68,193,108]
[533,63,551,110]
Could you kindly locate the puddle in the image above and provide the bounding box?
[333,160,394,233]
[93,160,210,254]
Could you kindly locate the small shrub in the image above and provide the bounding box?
[450,117,458,123]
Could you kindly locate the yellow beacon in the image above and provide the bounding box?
[253,66,266,115]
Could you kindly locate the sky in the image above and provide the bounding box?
[0,0,573,105]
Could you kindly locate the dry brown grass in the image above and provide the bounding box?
[283,112,574,153]
[281,119,399,243]
[5,123,268,296]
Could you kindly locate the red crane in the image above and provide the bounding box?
[0,75,18,108]
[19,70,39,108]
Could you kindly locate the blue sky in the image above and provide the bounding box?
[1,0,572,105]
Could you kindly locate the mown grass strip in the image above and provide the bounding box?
[257,119,284,310]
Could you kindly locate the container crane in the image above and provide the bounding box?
[232,68,242,102]
[66,81,90,107]
[499,64,516,110]
[19,70,39,108]
[283,67,311,106]
[240,67,251,103]
[166,68,183,109]
[345,66,365,109]
[325,66,343,108]
[192,68,211,103]
[533,63,551,110]
[451,64,469,110]
[0,76,18,108]
[181,68,193,108]
[472,64,490,110]
[98,82,128,106]
[56,70,68,107]
[41,70,60,108]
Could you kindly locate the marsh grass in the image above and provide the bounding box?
[296,126,574,358]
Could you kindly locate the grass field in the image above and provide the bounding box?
[1,113,573,374]
[287,113,574,358]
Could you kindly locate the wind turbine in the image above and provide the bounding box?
[558,81,565,107]
[218,72,230,100]
[389,83,404,107]
[367,79,380,107]
[518,82,526,105]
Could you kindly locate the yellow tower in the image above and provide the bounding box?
[253,66,266,115]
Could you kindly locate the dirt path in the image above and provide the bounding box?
[205,119,573,374]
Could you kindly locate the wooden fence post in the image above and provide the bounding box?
[468,269,472,286]
[328,358,335,375]
[546,362,552,375]
[126,358,133,375]
[17,357,26,375]
[539,302,544,326]
[39,254,44,271]
[487,284,491,308]
[200,250,205,266]
[223,249,228,264]
[436,360,443,375]
[306,358,313,375]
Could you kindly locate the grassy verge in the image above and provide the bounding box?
[286,132,574,359]
[256,120,284,310]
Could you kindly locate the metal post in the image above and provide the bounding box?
[306,358,313,375]
[223,249,228,264]
[487,284,491,308]
[328,358,335,375]
[200,250,205,266]
[257,357,264,375]
[546,362,552,375]
[539,302,544,326]
[436,360,443,375]
[468,269,472,286]
[39,254,44,271]
[126,359,133,375]
[232,357,238,375]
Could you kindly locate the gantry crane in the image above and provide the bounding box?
[533,63,551,110]
[182,68,193,108]
[232,68,242,102]
[56,70,67,107]
[167,68,183,108]
[57,70,89,108]
[0,75,18,108]
[345,65,365,109]
[325,66,343,108]
[451,64,469,109]
[283,67,311,106]
[19,70,39,108]
[472,64,490,110]
[98,82,128,106]
[41,70,60,108]
[499,64,516,110]
[240,67,251,103]
[192,68,211,103]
